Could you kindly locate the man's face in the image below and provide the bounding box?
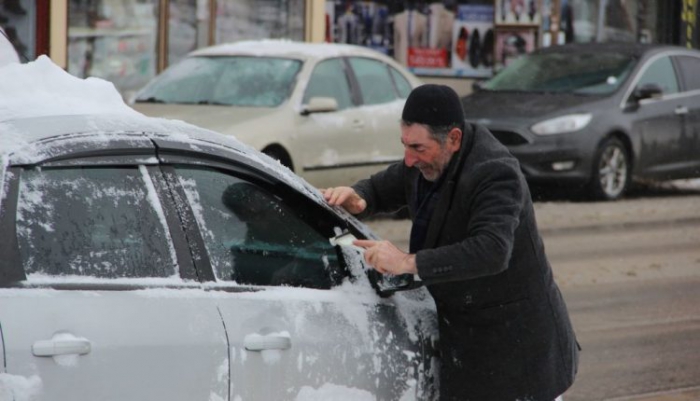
[401,123,461,181]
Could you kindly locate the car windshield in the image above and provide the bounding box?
[483,51,636,95]
[134,56,302,107]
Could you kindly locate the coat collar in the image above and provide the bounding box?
[422,122,475,250]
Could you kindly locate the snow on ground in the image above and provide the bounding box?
[0,374,42,401]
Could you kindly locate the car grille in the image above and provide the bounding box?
[490,130,529,146]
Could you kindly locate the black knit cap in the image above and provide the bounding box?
[402,84,465,127]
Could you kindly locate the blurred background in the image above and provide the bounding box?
[1,0,694,100]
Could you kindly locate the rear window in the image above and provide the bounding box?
[15,166,177,278]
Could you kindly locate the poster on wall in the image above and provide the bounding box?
[494,0,541,25]
[448,5,494,78]
[494,26,537,70]
[325,1,494,79]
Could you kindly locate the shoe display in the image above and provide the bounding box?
[480,29,494,68]
[468,28,481,69]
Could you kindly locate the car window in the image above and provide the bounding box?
[349,57,398,105]
[134,56,302,107]
[389,66,412,98]
[15,167,177,278]
[303,58,354,110]
[674,55,700,91]
[175,166,342,289]
[636,56,678,94]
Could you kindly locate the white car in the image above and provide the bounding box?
[0,57,437,400]
[131,40,423,189]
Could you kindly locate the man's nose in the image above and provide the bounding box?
[404,150,417,167]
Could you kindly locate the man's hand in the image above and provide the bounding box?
[322,186,367,215]
[353,239,417,276]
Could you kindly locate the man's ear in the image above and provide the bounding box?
[448,128,462,151]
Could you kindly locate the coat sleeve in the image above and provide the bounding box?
[415,157,526,283]
[352,162,410,218]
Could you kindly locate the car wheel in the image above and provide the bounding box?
[262,146,294,172]
[589,137,630,201]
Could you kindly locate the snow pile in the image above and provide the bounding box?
[0,374,42,401]
[0,55,141,122]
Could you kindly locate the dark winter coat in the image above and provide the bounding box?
[353,123,579,401]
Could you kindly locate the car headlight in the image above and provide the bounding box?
[531,114,592,136]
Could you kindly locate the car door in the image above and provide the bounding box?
[672,53,700,175]
[295,57,379,188]
[168,163,437,400]
[0,162,228,401]
[628,54,685,177]
[347,56,409,165]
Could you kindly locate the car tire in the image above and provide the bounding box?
[262,146,294,172]
[588,137,630,201]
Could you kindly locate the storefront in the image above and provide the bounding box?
[324,0,688,80]
[1,0,697,97]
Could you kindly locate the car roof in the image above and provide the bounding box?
[1,112,305,185]
[189,39,391,61]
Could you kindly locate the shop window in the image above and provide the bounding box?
[67,0,159,100]
[1,0,35,60]
[215,0,305,44]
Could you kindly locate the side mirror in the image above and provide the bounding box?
[301,97,338,115]
[632,83,663,102]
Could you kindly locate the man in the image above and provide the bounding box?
[323,84,579,401]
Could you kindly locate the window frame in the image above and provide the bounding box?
[0,157,198,288]
[157,154,357,289]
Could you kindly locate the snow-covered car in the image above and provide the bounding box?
[0,57,437,401]
[130,40,423,189]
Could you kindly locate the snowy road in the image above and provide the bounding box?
[366,187,700,401]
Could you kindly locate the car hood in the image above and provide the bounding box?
[462,91,603,121]
[131,103,280,134]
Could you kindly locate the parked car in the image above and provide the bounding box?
[131,40,423,189]
[462,42,700,200]
[0,57,437,401]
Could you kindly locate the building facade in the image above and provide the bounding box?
[1,0,696,97]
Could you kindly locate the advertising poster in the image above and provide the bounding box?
[449,5,495,78]
[494,27,537,70]
[325,1,495,78]
[494,0,541,25]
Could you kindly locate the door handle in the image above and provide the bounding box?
[244,332,291,351]
[675,106,688,115]
[32,339,91,357]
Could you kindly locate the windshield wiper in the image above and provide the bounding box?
[196,100,230,105]
[134,96,165,104]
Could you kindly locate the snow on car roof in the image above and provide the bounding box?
[189,39,387,60]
